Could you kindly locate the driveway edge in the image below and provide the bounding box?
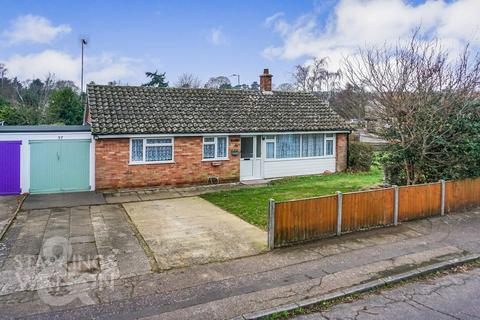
[238,253,480,320]
[119,204,161,273]
[0,193,28,241]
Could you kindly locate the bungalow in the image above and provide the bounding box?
[86,69,350,190]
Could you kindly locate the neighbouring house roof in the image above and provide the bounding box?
[0,125,91,133]
[87,85,350,135]
[356,130,388,145]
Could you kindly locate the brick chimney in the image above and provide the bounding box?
[260,68,273,92]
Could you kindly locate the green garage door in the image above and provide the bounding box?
[30,139,91,194]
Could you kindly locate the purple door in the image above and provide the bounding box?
[0,141,21,195]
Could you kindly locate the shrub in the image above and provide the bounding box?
[348,141,374,172]
[382,101,480,185]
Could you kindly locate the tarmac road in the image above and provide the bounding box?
[295,267,480,320]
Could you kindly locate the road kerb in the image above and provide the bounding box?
[238,253,480,320]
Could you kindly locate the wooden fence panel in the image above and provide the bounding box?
[274,195,337,247]
[398,183,441,221]
[341,188,394,232]
[445,178,480,213]
[271,177,480,248]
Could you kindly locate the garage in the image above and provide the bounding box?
[0,141,21,195]
[30,139,91,194]
[0,125,94,194]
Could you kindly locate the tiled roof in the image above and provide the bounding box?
[87,84,349,135]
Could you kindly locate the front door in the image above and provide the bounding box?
[240,136,262,180]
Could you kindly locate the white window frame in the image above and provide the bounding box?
[202,136,229,161]
[265,136,276,159]
[129,137,175,165]
[265,133,336,161]
[324,134,335,156]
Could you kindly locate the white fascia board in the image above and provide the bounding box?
[95,130,350,139]
[0,131,92,141]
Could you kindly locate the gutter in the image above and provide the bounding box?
[94,130,352,139]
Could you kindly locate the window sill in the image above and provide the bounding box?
[129,160,176,165]
[202,158,229,162]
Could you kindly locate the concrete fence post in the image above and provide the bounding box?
[268,199,276,249]
[336,191,343,236]
[440,179,446,216]
[393,185,399,226]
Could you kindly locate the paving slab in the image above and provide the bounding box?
[90,204,151,277]
[0,195,21,238]
[22,192,106,210]
[105,194,142,204]
[123,197,268,270]
[0,203,151,296]
[137,190,182,201]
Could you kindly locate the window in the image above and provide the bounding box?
[266,142,275,158]
[241,137,254,159]
[130,137,173,163]
[276,134,301,158]
[265,136,275,159]
[264,133,335,160]
[302,134,324,157]
[325,139,334,155]
[256,136,262,158]
[325,134,334,156]
[203,136,228,160]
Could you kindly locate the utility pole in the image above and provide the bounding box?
[231,74,240,87]
[80,38,88,102]
[0,64,6,89]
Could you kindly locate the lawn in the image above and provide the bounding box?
[200,168,383,229]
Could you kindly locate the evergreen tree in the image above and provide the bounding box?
[46,87,83,125]
[142,71,169,87]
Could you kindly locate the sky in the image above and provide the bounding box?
[1,0,479,90]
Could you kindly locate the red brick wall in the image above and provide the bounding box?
[336,133,348,172]
[95,136,241,190]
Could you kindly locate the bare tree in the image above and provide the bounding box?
[39,73,56,112]
[329,83,369,121]
[276,83,295,92]
[176,73,202,88]
[54,80,79,92]
[204,76,231,89]
[293,57,342,97]
[344,30,480,184]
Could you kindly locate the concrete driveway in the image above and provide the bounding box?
[123,197,267,270]
[1,192,267,297]
[0,196,20,238]
[0,203,151,296]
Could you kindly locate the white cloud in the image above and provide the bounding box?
[87,53,144,86]
[263,0,480,69]
[207,27,229,46]
[3,15,71,45]
[1,50,146,89]
[264,12,284,27]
